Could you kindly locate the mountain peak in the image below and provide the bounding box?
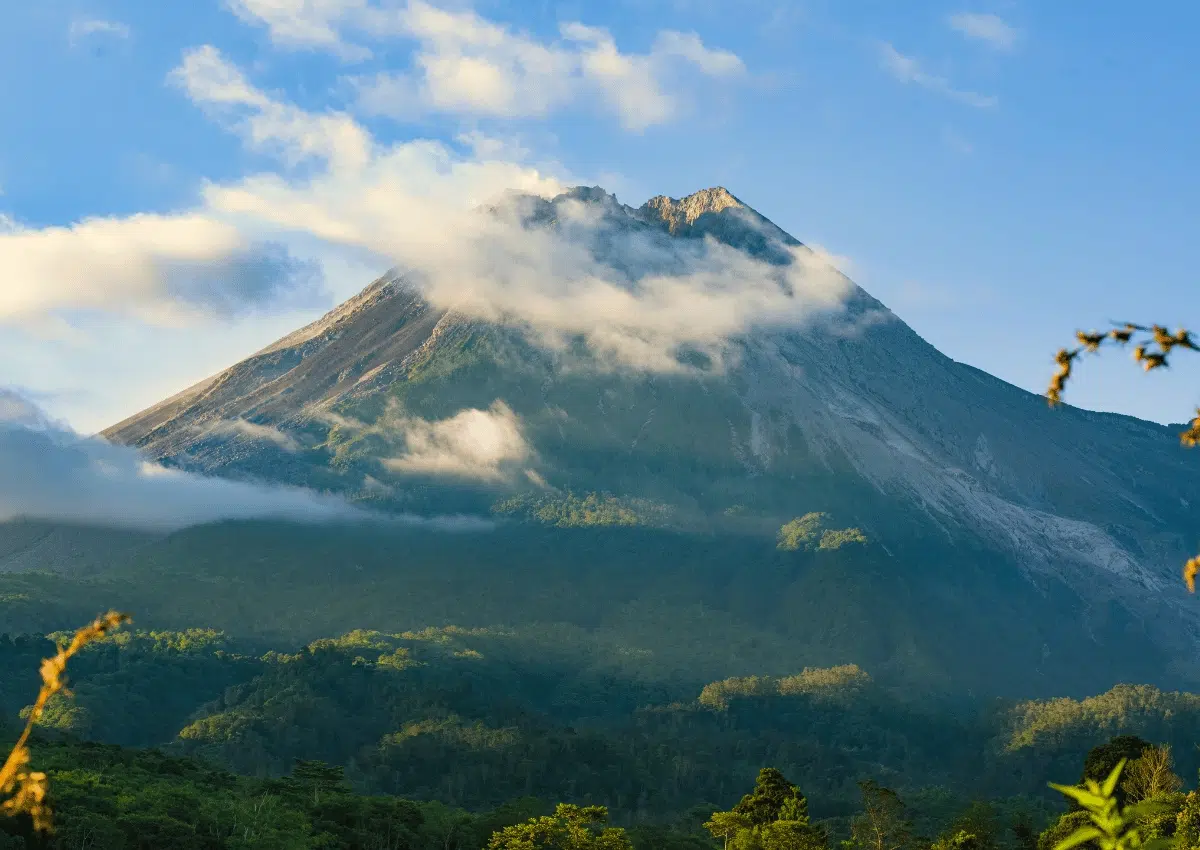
[639,187,744,234]
[563,185,620,205]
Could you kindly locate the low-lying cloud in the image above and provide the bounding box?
[0,389,362,532]
[382,401,531,481]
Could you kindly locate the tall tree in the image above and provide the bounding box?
[734,768,809,829]
[487,803,633,850]
[1082,737,1152,789]
[850,781,912,850]
[1122,745,1183,804]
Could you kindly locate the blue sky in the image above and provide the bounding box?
[1,0,1197,433]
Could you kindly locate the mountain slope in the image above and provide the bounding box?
[95,186,1200,695]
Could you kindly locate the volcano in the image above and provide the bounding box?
[92,186,1200,696]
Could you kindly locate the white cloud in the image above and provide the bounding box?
[176,48,852,372]
[172,46,373,171]
[225,0,377,61]
[227,0,743,130]
[68,17,132,46]
[879,43,997,108]
[0,389,359,531]
[0,389,501,531]
[382,401,531,480]
[948,12,1018,51]
[0,390,66,432]
[0,211,323,325]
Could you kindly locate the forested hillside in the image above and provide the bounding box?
[5,622,1200,848]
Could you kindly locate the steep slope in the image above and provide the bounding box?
[95,186,1200,694]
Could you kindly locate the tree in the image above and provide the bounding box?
[1173,791,1200,850]
[945,802,1002,850]
[1123,746,1183,805]
[734,768,809,828]
[1082,738,1153,798]
[850,781,912,850]
[760,819,829,850]
[1049,758,1166,850]
[707,769,825,850]
[706,811,755,850]
[289,759,347,805]
[932,831,984,850]
[487,803,633,850]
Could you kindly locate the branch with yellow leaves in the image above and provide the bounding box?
[0,611,130,833]
[1047,322,1200,592]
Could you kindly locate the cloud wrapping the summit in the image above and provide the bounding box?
[2,27,835,403]
[180,48,853,372]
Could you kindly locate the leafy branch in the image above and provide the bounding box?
[0,611,130,832]
[1047,323,1200,591]
[1049,759,1172,850]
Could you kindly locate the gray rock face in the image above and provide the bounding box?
[100,186,1200,689]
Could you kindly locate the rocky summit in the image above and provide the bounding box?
[93,186,1200,697]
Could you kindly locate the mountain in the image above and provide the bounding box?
[89,186,1200,696]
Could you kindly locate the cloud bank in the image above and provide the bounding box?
[0,212,324,325]
[0,389,362,532]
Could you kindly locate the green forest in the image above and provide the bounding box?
[3,621,1200,849]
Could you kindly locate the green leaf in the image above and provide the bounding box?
[1101,760,1128,798]
[1050,783,1109,810]
[1053,826,1104,850]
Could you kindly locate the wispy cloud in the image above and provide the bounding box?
[226,0,377,61]
[878,43,997,108]
[228,0,744,130]
[68,17,132,46]
[947,12,1018,52]
[207,418,303,452]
